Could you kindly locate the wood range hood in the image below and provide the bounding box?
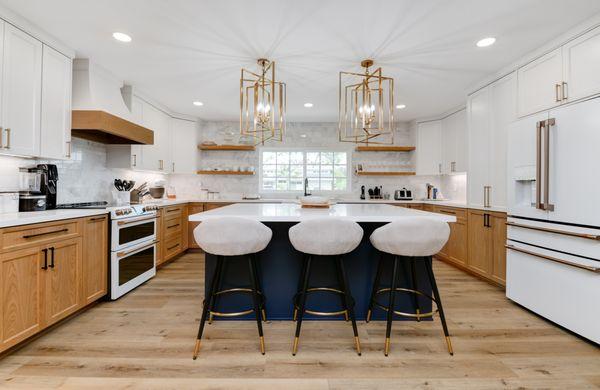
[72,110,153,145]
[71,59,154,145]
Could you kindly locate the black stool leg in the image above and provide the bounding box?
[250,254,267,322]
[293,255,312,355]
[366,252,384,323]
[193,255,223,359]
[293,254,308,322]
[336,256,361,356]
[385,256,399,356]
[248,254,266,355]
[208,257,226,324]
[424,256,453,356]
[410,257,421,322]
[334,256,350,322]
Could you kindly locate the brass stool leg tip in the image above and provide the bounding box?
[292,336,299,356]
[260,336,265,355]
[344,311,349,322]
[261,309,267,322]
[192,339,201,360]
[445,336,454,356]
[366,310,372,323]
[293,309,298,322]
[208,313,213,325]
[354,336,362,356]
[384,337,390,356]
[416,308,421,322]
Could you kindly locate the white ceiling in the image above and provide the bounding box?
[2,0,600,122]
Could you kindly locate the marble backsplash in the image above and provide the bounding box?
[0,121,466,204]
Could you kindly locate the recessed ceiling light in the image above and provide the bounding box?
[193,101,204,106]
[112,32,132,43]
[300,134,308,138]
[476,37,496,48]
[304,102,313,108]
[396,104,406,109]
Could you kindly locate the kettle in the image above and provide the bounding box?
[394,187,412,200]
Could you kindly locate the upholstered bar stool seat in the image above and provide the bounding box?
[368,217,453,356]
[192,217,272,359]
[288,218,364,356]
[194,217,272,256]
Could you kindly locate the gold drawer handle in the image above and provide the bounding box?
[506,244,600,273]
[167,243,180,251]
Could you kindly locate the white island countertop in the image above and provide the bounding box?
[189,203,456,223]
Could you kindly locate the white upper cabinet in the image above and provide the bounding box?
[441,108,467,174]
[170,118,197,174]
[468,73,516,209]
[517,25,600,117]
[140,101,171,172]
[467,87,491,208]
[0,23,42,157]
[40,45,72,160]
[562,26,600,102]
[517,48,563,117]
[415,120,442,176]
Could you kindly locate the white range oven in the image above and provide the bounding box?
[109,204,160,300]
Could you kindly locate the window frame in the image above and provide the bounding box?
[258,146,352,195]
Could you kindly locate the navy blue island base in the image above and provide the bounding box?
[204,221,433,321]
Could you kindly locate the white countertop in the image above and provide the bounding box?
[0,209,108,229]
[188,203,456,223]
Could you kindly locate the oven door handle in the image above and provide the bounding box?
[116,215,157,226]
[117,240,158,258]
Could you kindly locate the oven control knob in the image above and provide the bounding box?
[125,209,132,214]
[115,210,123,216]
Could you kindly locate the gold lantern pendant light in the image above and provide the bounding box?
[240,58,286,145]
[339,59,394,145]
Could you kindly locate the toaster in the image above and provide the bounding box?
[394,187,413,200]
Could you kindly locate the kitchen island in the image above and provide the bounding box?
[189,203,455,320]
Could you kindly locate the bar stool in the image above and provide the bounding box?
[288,218,363,356]
[192,217,272,358]
[368,217,453,356]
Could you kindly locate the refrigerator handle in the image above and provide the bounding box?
[535,121,543,210]
[544,118,555,212]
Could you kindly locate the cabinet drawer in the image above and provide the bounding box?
[1,220,80,252]
[164,236,182,260]
[433,206,467,221]
[163,205,183,221]
[163,217,183,239]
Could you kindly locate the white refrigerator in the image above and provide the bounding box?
[506,96,600,344]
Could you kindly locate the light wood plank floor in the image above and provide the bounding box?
[0,252,598,389]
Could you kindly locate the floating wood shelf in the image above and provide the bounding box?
[198,144,255,151]
[355,171,416,176]
[196,170,255,175]
[355,146,416,152]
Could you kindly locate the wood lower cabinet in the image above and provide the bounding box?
[44,238,81,326]
[433,206,468,266]
[0,215,108,353]
[0,247,43,350]
[467,209,507,286]
[157,204,188,266]
[187,203,204,249]
[82,215,108,304]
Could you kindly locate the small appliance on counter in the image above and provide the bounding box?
[367,186,383,200]
[394,187,413,200]
[18,165,59,212]
[149,179,166,199]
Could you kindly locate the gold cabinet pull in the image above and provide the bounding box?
[543,118,555,211]
[506,244,600,273]
[23,228,69,239]
[555,83,562,102]
[562,82,568,100]
[66,141,71,158]
[4,128,10,149]
[506,221,600,240]
[0,126,3,148]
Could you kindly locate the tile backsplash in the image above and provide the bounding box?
[0,122,466,204]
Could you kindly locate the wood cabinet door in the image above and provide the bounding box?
[0,247,43,349]
[187,203,204,249]
[44,238,82,326]
[448,220,468,266]
[0,23,42,157]
[490,214,507,286]
[82,216,108,304]
[155,208,164,265]
[467,210,492,276]
[40,44,72,160]
[517,47,563,117]
[563,25,600,103]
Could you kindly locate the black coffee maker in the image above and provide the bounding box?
[37,164,58,209]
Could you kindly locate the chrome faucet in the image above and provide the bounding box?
[304,178,311,197]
